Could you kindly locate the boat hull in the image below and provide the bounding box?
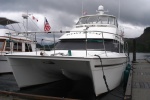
[6,55,127,96]
[0,55,12,73]
[91,62,126,96]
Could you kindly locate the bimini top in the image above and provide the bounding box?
[0,17,18,26]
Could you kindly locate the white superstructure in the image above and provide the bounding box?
[0,17,36,73]
[6,5,127,96]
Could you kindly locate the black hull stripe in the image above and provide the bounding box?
[95,62,126,68]
[0,60,7,61]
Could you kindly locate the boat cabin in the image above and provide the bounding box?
[57,6,124,53]
[0,17,35,54]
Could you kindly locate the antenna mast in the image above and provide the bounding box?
[82,0,83,16]
[22,11,29,32]
[118,0,121,21]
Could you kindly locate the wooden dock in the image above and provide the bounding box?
[124,59,150,100]
[0,90,78,100]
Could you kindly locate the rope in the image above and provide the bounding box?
[94,55,110,91]
[94,54,124,99]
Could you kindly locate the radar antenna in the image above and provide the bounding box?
[96,5,108,15]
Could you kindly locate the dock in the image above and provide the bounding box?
[0,90,78,100]
[124,59,150,100]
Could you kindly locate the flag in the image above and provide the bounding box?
[32,16,38,22]
[44,17,51,32]
[120,30,124,37]
[83,11,87,15]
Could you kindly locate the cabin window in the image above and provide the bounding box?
[77,17,89,25]
[13,42,22,51]
[97,16,108,24]
[108,17,115,25]
[25,43,32,52]
[55,39,120,52]
[88,16,98,24]
[116,20,118,27]
[5,41,10,51]
[76,16,116,26]
[0,39,5,51]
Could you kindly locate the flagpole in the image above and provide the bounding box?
[118,0,121,53]
[26,10,28,32]
[53,32,56,55]
[82,0,83,16]
[118,0,121,21]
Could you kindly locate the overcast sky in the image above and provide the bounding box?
[0,0,149,41]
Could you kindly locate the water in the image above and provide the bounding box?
[0,74,96,100]
[129,53,150,61]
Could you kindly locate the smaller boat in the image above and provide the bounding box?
[0,17,36,73]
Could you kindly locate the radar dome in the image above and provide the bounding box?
[98,5,104,11]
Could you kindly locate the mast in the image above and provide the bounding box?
[22,11,29,32]
[118,0,121,21]
[82,0,83,16]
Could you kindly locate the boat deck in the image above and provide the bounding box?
[124,59,150,100]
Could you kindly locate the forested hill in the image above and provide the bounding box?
[127,27,150,52]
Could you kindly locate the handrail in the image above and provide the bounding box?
[35,32,37,55]
[8,32,13,54]
[20,30,124,56]
[41,39,45,51]
[17,30,123,37]
[53,32,56,55]
[102,32,107,56]
[84,27,89,57]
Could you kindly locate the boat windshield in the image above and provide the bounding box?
[76,15,116,26]
[55,39,122,52]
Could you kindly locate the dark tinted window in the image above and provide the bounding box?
[55,39,121,52]
[5,41,10,51]
[0,39,5,50]
[13,42,22,51]
[25,43,32,52]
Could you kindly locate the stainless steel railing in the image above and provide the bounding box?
[16,30,124,56]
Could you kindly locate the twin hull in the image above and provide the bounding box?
[7,55,127,96]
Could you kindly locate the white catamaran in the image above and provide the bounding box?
[6,5,127,96]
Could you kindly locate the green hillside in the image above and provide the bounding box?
[126,27,150,52]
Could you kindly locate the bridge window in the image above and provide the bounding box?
[76,15,116,26]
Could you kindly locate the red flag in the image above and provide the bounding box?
[32,16,38,22]
[120,30,124,37]
[83,11,87,15]
[44,17,51,32]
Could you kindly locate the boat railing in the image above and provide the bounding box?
[13,30,124,56]
[4,32,36,54]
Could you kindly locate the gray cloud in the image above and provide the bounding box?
[0,0,149,38]
[1,0,149,26]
